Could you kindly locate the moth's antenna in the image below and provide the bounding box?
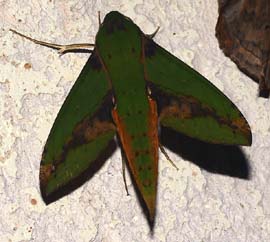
[147,26,160,39]
[10,29,95,54]
[98,11,101,27]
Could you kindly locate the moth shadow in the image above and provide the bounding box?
[160,127,250,179]
[61,49,92,55]
[42,139,117,204]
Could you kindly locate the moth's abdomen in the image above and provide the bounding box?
[112,97,158,220]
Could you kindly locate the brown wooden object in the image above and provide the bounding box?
[216,0,270,97]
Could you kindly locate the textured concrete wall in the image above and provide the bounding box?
[1,1,269,241]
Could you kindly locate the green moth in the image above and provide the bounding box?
[12,11,251,223]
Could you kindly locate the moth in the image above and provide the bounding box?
[216,0,270,97]
[11,11,251,223]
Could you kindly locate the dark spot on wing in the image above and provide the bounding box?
[135,151,140,157]
[105,16,126,34]
[133,149,151,159]
[138,163,152,173]
[89,50,102,71]
[143,179,151,187]
[144,38,157,58]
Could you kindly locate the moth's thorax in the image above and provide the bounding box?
[96,11,148,117]
[96,11,142,72]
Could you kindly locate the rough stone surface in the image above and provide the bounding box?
[0,1,269,241]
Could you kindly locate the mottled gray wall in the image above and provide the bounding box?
[0,1,268,241]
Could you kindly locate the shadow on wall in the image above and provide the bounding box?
[160,126,250,179]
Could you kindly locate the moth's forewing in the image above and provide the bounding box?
[142,37,252,146]
[40,50,115,201]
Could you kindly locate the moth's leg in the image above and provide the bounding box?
[147,26,160,39]
[10,29,94,54]
[159,144,179,170]
[121,150,130,196]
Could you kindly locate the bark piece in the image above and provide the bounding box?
[216,0,270,97]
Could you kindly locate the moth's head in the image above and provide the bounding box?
[101,11,132,34]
